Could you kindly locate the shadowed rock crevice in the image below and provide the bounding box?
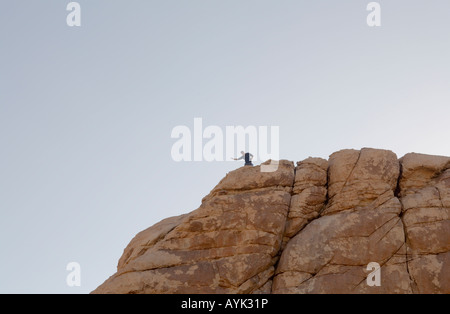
[92,149,449,294]
[399,208,418,294]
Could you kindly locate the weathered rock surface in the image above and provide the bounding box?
[399,153,450,293]
[282,158,328,246]
[273,148,409,294]
[93,160,295,294]
[93,149,450,294]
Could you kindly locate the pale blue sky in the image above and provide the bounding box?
[1,1,450,293]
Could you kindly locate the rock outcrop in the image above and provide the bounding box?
[92,148,450,294]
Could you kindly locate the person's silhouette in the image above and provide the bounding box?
[232,151,254,166]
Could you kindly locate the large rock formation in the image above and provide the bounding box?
[92,148,450,294]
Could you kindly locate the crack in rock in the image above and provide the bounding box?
[92,149,449,294]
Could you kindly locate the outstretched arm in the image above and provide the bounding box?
[231,155,245,161]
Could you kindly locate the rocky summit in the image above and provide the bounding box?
[92,148,450,294]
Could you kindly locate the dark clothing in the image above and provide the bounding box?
[237,152,253,166]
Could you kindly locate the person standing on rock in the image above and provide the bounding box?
[232,151,254,166]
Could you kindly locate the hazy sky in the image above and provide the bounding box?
[1,1,450,293]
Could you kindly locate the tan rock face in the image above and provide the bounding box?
[93,150,450,294]
[273,148,410,294]
[399,154,450,293]
[93,160,295,294]
[283,158,328,244]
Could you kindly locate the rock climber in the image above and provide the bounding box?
[232,151,254,166]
